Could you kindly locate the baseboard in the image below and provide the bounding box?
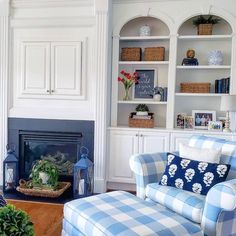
[94,178,106,193]
[106,181,136,192]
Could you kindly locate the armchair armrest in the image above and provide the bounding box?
[129,152,167,199]
[202,179,236,236]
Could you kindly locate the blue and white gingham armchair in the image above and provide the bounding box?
[130,135,236,236]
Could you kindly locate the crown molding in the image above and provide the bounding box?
[11,0,94,9]
[11,16,95,28]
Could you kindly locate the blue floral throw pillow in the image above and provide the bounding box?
[159,153,231,195]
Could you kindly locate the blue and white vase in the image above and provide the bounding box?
[139,25,151,36]
[208,50,223,65]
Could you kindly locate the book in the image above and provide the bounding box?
[163,87,168,101]
[215,80,219,93]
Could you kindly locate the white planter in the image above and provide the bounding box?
[39,172,50,185]
[153,94,161,101]
[136,111,148,116]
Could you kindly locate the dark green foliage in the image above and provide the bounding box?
[193,15,221,26]
[135,104,149,112]
[30,160,58,189]
[0,204,34,236]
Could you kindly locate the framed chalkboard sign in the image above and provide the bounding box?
[133,69,156,99]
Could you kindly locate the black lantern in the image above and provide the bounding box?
[3,145,19,192]
[73,146,94,198]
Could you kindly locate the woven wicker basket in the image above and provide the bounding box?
[197,24,213,35]
[144,47,165,61]
[16,180,71,198]
[121,48,141,61]
[129,112,154,128]
[180,83,211,93]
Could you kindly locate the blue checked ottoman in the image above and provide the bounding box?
[62,191,203,236]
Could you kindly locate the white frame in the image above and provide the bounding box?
[132,68,157,100]
[208,121,223,131]
[192,110,216,130]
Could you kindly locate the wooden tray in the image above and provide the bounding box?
[16,181,71,198]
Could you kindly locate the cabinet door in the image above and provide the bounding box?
[140,131,169,154]
[20,42,50,95]
[108,130,138,183]
[170,132,193,152]
[51,42,82,96]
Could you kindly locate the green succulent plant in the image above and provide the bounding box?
[0,204,34,236]
[135,104,149,112]
[193,15,221,26]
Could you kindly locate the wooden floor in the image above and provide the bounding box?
[8,200,64,236]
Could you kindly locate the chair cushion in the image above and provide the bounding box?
[159,153,230,195]
[146,183,205,223]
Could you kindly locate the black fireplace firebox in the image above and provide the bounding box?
[19,131,83,180]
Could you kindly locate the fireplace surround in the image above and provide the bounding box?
[7,118,94,202]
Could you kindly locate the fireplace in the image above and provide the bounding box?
[7,118,94,202]
[19,131,82,180]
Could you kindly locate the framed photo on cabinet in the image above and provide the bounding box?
[133,69,157,99]
[192,110,216,129]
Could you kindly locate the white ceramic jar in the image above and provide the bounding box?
[39,172,50,184]
[139,25,151,36]
[208,50,223,65]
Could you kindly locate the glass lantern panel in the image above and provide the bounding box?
[88,166,94,194]
[5,163,17,190]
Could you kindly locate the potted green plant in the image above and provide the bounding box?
[193,15,221,35]
[30,160,58,190]
[136,104,149,116]
[0,204,34,236]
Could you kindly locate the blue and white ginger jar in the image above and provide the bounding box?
[208,50,223,65]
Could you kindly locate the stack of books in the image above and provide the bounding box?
[215,77,230,94]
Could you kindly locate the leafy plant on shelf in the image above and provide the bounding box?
[0,204,35,236]
[193,15,221,26]
[136,104,149,112]
[30,160,59,190]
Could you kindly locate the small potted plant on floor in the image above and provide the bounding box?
[0,204,34,236]
[136,104,149,116]
[30,160,59,190]
[193,15,221,35]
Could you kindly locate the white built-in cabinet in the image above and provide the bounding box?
[108,128,170,183]
[16,38,86,100]
[108,3,236,190]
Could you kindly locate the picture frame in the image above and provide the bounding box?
[176,113,186,128]
[184,116,194,130]
[192,110,216,129]
[133,69,157,99]
[208,121,223,131]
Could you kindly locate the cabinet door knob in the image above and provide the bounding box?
[46,90,50,93]
[51,90,55,93]
[135,134,138,137]
[140,134,143,137]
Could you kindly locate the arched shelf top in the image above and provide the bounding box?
[118,16,170,37]
[178,14,232,36]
